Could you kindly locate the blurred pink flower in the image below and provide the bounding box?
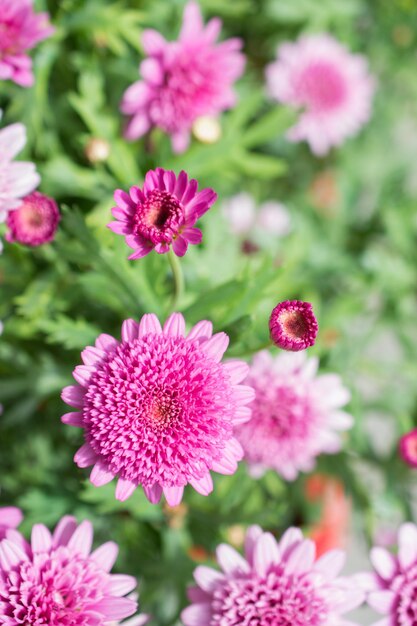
[0,515,143,624]
[121,1,245,152]
[0,0,54,87]
[236,350,353,481]
[6,191,60,246]
[399,428,417,468]
[108,168,217,259]
[61,313,254,506]
[182,524,364,625]
[269,300,318,351]
[222,192,291,238]
[266,34,375,155]
[0,506,23,539]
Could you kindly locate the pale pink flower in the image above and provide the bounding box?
[269,300,318,352]
[108,168,217,259]
[0,506,23,539]
[182,524,364,625]
[0,0,54,87]
[236,351,353,481]
[364,522,417,626]
[6,191,60,246]
[0,515,143,624]
[222,193,291,238]
[61,313,254,506]
[121,1,245,152]
[266,34,375,155]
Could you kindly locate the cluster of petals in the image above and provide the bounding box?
[0,507,23,540]
[182,524,364,625]
[0,0,54,87]
[121,1,245,153]
[61,312,254,506]
[236,351,353,481]
[0,515,147,625]
[269,299,318,352]
[266,34,375,155]
[108,168,217,259]
[6,191,60,246]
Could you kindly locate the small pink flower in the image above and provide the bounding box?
[108,168,217,259]
[61,313,254,506]
[0,515,143,624]
[266,34,375,155]
[0,506,23,539]
[364,522,417,626]
[182,524,364,625]
[269,300,318,351]
[6,191,60,246]
[0,0,54,87]
[399,429,417,468]
[236,351,353,481]
[121,1,245,153]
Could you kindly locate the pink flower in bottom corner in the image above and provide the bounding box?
[181,525,364,625]
[364,522,417,626]
[0,506,23,539]
[266,34,375,156]
[108,168,217,259]
[0,0,54,87]
[6,191,60,246]
[0,515,144,624]
[61,313,254,506]
[236,351,353,481]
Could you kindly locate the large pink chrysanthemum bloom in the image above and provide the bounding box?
[108,168,217,259]
[6,191,60,246]
[121,1,245,153]
[0,506,23,540]
[0,515,147,624]
[236,351,353,481]
[182,524,364,625]
[364,522,417,626]
[0,0,54,87]
[266,34,375,156]
[61,313,254,506]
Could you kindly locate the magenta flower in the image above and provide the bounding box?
[182,524,364,625]
[61,313,254,506]
[0,0,54,87]
[108,168,217,259]
[266,34,375,156]
[269,300,318,351]
[399,429,417,468]
[6,191,60,247]
[0,506,23,539]
[121,1,245,153]
[364,522,417,626]
[236,351,353,481]
[0,515,145,624]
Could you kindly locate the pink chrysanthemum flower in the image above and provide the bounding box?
[0,0,54,87]
[236,351,353,481]
[269,300,318,351]
[0,506,23,539]
[108,168,217,259]
[61,313,254,506]
[0,515,145,624]
[182,524,364,625]
[364,522,417,626]
[399,429,417,468]
[121,1,245,153]
[266,34,375,156]
[6,191,60,246]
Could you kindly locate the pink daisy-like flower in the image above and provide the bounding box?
[236,351,353,481]
[121,1,245,153]
[0,0,54,87]
[6,191,60,247]
[108,168,217,259]
[269,300,318,352]
[181,524,364,625]
[364,522,417,626]
[266,34,375,156]
[61,313,254,506]
[399,429,417,468]
[0,506,23,540]
[0,515,145,624]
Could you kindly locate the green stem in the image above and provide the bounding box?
[167,249,184,312]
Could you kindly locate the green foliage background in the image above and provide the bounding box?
[2,0,417,623]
